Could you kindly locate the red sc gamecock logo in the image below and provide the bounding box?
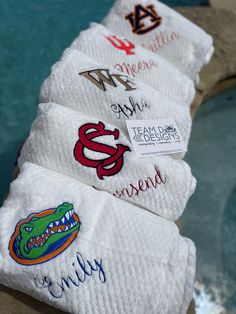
[74,122,131,180]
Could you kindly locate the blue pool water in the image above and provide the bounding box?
[183,88,236,313]
[0,1,235,313]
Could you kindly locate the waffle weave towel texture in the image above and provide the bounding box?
[18,103,196,221]
[102,0,214,82]
[40,48,192,150]
[0,163,196,314]
[71,23,195,107]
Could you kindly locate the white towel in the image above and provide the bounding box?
[0,162,196,314]
[70,23,195,107]
[18,103,196,221]
[40,48,192,147]
[102,0,214,82]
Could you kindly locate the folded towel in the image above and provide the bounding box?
[0,162,196,314]
[70,23,195,107]
[40,48,192,148]
[102,0,214,82]
[18,103,196,221]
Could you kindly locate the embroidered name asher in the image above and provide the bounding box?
[34,252,106,298]
[113,165,166,199]
[111,96,150,119]
[114,59,158,78]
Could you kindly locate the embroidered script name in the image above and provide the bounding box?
[141,31,180,53]
[34,252,106,298]
[114,59,158,78]
[113,165,166,199]
[111,97,150,119]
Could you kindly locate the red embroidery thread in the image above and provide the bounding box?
[113,165,166,198]
[114,59,158,78]
[74,121,130,180]
[141,31,180,53]
[105,35,135,55]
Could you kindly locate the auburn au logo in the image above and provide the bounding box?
[79,68,136,92]
[105,34,135,55]
[125,4,162,35]
[74,122,130,180]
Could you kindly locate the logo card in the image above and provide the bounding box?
[125,119,187,157]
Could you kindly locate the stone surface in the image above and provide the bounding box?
[0,285,65,314]
[0,284,195,313]
[177,7,236,97]
[210,0,236,11]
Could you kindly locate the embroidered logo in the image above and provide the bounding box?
[79,69,136,92]
[125,4,162,35]
[105,34,135,55]
[74,121,130,180]
[9,203,80,265]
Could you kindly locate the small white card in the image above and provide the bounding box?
[125,119,187,157]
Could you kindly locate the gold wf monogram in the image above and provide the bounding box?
[79,69,136,92]
[125,4,162,35]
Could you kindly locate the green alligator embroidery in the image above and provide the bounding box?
[9,202,81,265]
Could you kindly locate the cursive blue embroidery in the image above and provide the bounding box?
[34,252,106,298]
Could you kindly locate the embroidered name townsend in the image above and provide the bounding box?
[113,165,166,199]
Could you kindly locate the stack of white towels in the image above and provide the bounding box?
[0,1,213,313]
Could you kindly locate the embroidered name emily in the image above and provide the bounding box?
[34,252,106,298]
[113,165,166,199]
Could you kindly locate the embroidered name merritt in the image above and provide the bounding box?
[34,252,106,298]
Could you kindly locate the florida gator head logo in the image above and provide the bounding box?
[125,4,162,35]
[74,121,130,180]
[9,203,80,265]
